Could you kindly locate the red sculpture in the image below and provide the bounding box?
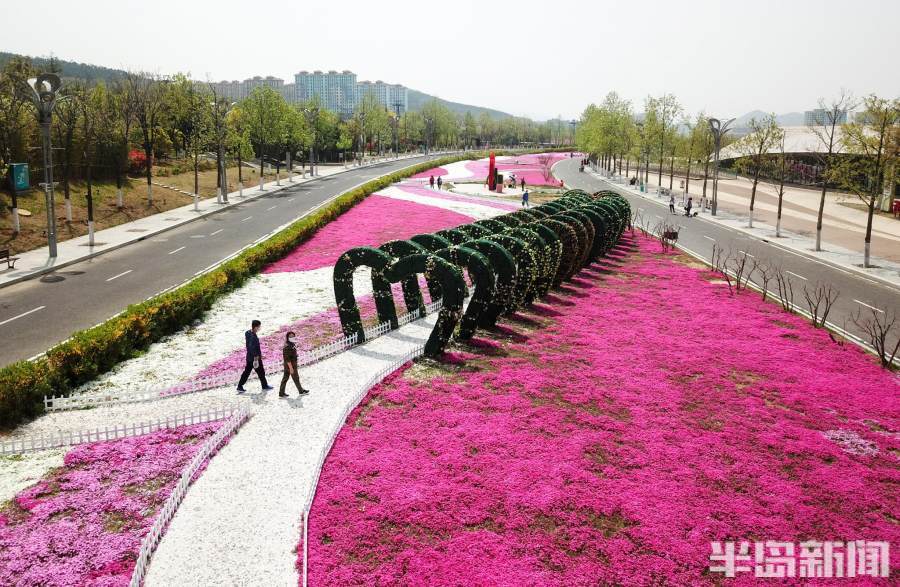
[487,152,496,191]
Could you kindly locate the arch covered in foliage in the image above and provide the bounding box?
[486,234,536,312]
[379,240,428,316]
[455,223,492,240]
[333,246,396,340]
[435,246,495,340]
[537,218,579,285]
[505,226,551,302]
[462,238,517,327]
[384,254,466,356]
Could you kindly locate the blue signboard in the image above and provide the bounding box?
[9,163,29,192]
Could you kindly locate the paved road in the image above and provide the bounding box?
[557,158,900,357]
[0,155,446,367]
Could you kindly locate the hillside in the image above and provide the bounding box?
[0,51,126,83]
[406,88,513,120]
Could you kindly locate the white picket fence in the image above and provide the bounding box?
[0,407,240,457]
[129,407,251,587]
[299,343,426,587]
[43,299,447,413]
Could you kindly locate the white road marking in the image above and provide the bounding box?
[210,229,224,236]
[785,271,808,281]
[266,205,277,211]
[703,235,715,241]
[240,216,253,222]
[189,235,205,239]
[0,305,46,327]
[854,299,884,313]
[287,198,295,203]
[106,270,133,282]
[738,250,755,258]
[168,246,186,255]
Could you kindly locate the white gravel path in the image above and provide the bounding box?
[144,313,438,586]
[378,185,506,220]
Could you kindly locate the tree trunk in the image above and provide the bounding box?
[749,166,760,228]
[144,143,153,205]
[685,158,693,195]
[864,198,875,267]
[86,157,94,246]
[668,153,675,190]
[194,152,199,197]
[702,158,709,199]
[815,183,827,251]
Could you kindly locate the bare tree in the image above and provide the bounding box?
[773,131,789,237]
[810,91,854,251]
[751,258,773,300]
[852,308,900,368]
[727,251,754,292]
[802,283,840,327]
[773,268,795,312]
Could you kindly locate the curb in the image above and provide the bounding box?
[0,154,448,291]
[590,172,900,294]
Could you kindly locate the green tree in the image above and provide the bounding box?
[733,113,783,227]
[827,95,900,267]
[241,86,289,188]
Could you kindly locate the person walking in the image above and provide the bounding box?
[429,175,435,189]
[279,331,309,398]
[437,176,443,190]
[237,319,273,393]
[684,197,693,217]
[669,193,676,214]
[522,189,530,208]
[520,177,526,192]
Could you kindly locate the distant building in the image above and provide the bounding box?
[209,70,409,117]
[804,108,847,126]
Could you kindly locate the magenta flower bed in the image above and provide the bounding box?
[465,152,576,186]
[263,195,473,273]
[396,182,519,211]
[0,422,223,586]
[302,235,899,584]
[410,167,448,179]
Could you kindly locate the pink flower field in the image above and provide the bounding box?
[302,234,899,585]
[0,422,224,586]
[410,167,448,179]
[263,195,473,273]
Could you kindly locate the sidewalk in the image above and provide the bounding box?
[588,169,900,290]
[0,152,439,290]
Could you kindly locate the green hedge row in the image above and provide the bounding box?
[332,189,632,356]
[0,150,531,430]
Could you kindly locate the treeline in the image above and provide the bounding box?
[0,55,572,199]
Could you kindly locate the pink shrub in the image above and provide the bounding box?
[301,235,899,584]
[0,422,223,586]
[263,195,473,273]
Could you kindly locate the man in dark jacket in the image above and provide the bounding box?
[237,319,273,393]
[279,331,309,397]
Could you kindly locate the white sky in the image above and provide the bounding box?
[4,0,898,120]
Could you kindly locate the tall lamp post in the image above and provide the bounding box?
[707,117,734,216]
[25,74,68,258]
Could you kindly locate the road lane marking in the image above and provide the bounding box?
[189,234,205,239]
[240,216,252,222]
[0,306,46,327]
[738,250,754,258]
[854,299,884,313]
[703,235,715,241]
[266,205,277,211]
[168,246,186,255]
[106,270,133,282]
[287,198,295,203]
[784,271,807,281]
[210,229,224,236]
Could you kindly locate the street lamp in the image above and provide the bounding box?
[707,117,734,216]
[24,73,68,257]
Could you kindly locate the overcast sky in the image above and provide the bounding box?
[5,0,898,120]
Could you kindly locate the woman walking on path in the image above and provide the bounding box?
[669,193,676,214]
[520,177,526,191]
[429,175,435,189]
[237,320,272,393]
[522,189,530,208]
[437,176,443,190]
[279,331,309,398]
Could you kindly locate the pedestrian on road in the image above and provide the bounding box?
[279,331,309,398]
[522,189,530,208]
[429,175,435,189]
[520,177,526,192]
[684,197,693,217]
[237,319,273,393]
[437,176,443,190]
[669,193,676,214]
